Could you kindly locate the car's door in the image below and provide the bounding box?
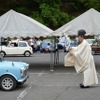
[96,42,100,53]
[18,42,28,54]
[4,43,19,54]
[92,41,100,53]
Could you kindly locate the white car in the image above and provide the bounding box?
[86,39,95,45]
[0,40,33,57]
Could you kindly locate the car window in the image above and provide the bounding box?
[92,41,100,46]
[93,42,97,45]
[8,42,18,47]
[86,39,95,45]
[19,42,27,47]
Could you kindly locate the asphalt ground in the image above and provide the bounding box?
[0,51,100,100]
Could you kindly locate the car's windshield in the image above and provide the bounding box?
[86,39,95,45]
[93,40,100,46]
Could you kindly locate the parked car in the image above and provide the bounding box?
[0,40,33,57]
[40,39,55,53]
[0,55,29,91]
[91,40,100,54]
[86,39,95,45]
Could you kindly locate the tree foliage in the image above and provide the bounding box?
[0,0,100,30]
[83,0,100,11]
[31,0,73,29]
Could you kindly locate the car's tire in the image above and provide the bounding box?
[0,75,17,91]
[17,82,24,85]
[0,51,5,57]
[24,51,31,57]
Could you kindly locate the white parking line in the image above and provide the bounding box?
[38,71,44,76]
[17,82,34,100]
[29,72,77,75]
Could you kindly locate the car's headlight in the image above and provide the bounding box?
[20,67,26,78]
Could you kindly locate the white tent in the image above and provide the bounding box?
[52,8,100,36]
[0,9,53,37]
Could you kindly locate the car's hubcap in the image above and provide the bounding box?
[2,78,13,90]
[0,52,4,57]
[25,52,30,56]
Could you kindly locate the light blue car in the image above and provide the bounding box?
[0,55,29,91]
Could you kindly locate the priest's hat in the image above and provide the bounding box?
[78,29,86,36]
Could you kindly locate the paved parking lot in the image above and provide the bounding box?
[0,72,100,100]
[1,52,100,100]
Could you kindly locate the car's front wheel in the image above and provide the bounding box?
[0,75,17,91]
[0,51,5,57]
[24,51,31,57]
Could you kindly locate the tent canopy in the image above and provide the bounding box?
[52,8,100,36]
[0,9,53,37]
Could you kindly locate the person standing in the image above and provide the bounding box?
[64,29,98,88]
[29,38,35,52]
[74,36,79,46]
[64,35,71,52]
[37,38,42,51]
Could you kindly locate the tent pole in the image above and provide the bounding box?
[50,37,55,73]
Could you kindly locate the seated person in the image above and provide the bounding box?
[10,43,18,47]
[10,43,14,47]
[44,43,51,53]
[14,43,18,47]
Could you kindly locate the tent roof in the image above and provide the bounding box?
[0,9,53,37]
[52,8,100,36]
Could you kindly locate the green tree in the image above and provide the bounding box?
[31,0,72,30]
[1,0,97,30]
[15,7,30,16]
[83,0,100,11]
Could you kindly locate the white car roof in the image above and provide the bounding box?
[9,40,27,43]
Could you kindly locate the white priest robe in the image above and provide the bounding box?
[64,39,98,86]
